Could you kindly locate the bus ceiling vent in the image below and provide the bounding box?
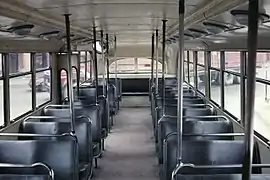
[231,9,270,26]
[8,24,34,36]
[187,28,209,38]
[202,22,229,34]
[184,33,194,40]
[40,31,60,40]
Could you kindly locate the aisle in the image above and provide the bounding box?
[94,96,158,180]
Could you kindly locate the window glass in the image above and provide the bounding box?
[110,58,162,73]
[9,53,31,74]
[137,58,153,73]
[189,51,194,63]
[225,52,240,73]
[224,73,240,119]
[36,71,51,107]
[0,80,3,126]
[184,62,188,82]
[255,52,270,80]
[211,52,220,69]
[184,51,188,62]
[189,63,194,85]
[10,76,32,120]
[198,51,205,65]
[61,69,68,100]
[254,82,270,139]
[110,58,135,73]
[0,54,2,77]
[210,70,221,105]
[35,53,50,70]
[197,64,205,94]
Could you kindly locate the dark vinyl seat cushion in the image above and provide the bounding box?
[155,106,215,143]
[0,163,52,180]
[108,84,117,115]
[20,118,92,178]
[164,137,261,180]
[0,175,51,180]
[98,96,110,136]
[0,135,78,180]
[43,106,102,143]
[158,117,233,164]
[176,174,270,180]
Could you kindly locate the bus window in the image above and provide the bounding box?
[197,51,204,65]
[254,82,270,139]
[224,74,241,119]
[255,52,270,80]
[9,53,31,75]
[0,80,3,126]
[225,52,240,73]
[10,75,32,120]
[60,69,68,100]
[36,70,51,107]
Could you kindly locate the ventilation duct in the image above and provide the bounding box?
[8,24,34,36]
[40,31,60,39]
[231,10,270,26]
[203,22,229,34]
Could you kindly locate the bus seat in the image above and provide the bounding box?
[20,118,93,177]
[0,134,78,180]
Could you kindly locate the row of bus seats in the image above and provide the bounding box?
[0,78,122,180]
[150,77,266,180]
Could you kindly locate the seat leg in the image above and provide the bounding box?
[94,158,98,168]
[111,116,114,126]
[102,139,105,151]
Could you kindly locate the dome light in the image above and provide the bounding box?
[231,10,270,26]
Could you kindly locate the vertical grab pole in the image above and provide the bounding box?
[101,30,106,95]
[155,29,159,95]
[242,0,259,180]
[172,0,185,179]
[114,36,118,99]
[106,34,110,97]
[64,14,75,133]
[177,0,185,166]
[161,20,167,115]
[93,26,99,105]
[84,51,87,81]
[151,33,155,88]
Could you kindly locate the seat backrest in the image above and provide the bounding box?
[108,84,117,108]
[0,175,50,180]
[0,162,52,180]
[176,174,270,180]
[20,119,92,166]
[78,86,97,102]
[109,78,122,97]
[158,117,233,164]
[165,137,260,180]
[0,136,78,180]
[160,104,213,120]
[43,106,101,143]
[98,96,109,133]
